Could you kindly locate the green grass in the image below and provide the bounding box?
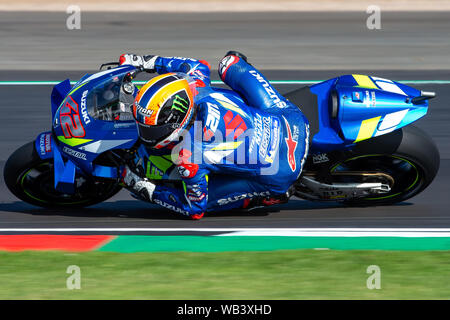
[0,250,449,299]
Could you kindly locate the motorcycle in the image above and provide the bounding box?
[4,64,440,210]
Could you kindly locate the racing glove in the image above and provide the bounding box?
[122,165,156,202]
[119,54,158,72]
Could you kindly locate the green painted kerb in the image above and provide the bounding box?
[98,236,450,253]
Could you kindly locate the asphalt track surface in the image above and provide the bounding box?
[1,11,450,70]
[0,11,449,231]
[0,69,449,230]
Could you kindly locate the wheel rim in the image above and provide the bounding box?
[331,154,422,201]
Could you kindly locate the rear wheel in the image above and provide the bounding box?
[4,141,122,208]
[336,126,439,205]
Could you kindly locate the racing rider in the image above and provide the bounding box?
[119,51,309,219]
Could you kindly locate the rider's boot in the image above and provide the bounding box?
[224,50,249,63]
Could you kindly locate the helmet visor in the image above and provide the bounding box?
[137,122,179,146]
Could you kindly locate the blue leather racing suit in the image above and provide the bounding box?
[139,54,309,218]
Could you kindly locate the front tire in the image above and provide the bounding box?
[4,141,122,208]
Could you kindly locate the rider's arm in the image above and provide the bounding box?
[154,56,211,85]
[122,150,208,219]
[218,52,288,111]
[119,53,211,85]
[151,165,208,220]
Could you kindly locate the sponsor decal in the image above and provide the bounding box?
[186,184,206,202]
[38,133,51,156]
[249,70,287,108]
[39,134,46,156]
[364,90,376,108]
[265,117,280,163]
[153,198,189,216]
[312,153,329,164]
[191,69,206,81]
[135,103,154,116]
[217,191,271,206]
[260,116,271,158]
[283,117,298,172]
[249,113,263,154]
[45,133,52,152]
[249,114,280,163]
[188,194,205,202]
[371,91,376,107]
[352,91,363,102]
[80,90,90,124]
[171,94,189,113]
[62,146,87,160]
[166,56,197,61]
[114,122,135,129]
[203,102,221,141]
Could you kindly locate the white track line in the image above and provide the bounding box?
[0,228,450,237]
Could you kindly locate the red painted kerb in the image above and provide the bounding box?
[0,235,115,252]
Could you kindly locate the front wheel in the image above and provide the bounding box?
[4,141,122,208]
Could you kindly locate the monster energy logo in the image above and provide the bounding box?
[171,94,189,113]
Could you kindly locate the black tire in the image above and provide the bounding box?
[332,125,440,205]
[4,141,123,208]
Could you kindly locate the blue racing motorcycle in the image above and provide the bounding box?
[4,64,440,209]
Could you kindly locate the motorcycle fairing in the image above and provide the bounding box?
[51,65,139,175]
[307,74,430,153]
[40,66,140,192]
[51,79,72,120]
[334,75,427,143]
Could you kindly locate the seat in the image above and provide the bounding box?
[284,86,320,141]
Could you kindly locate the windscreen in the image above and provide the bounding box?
[87,73,135,122]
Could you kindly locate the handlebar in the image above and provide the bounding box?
[99,62,120,71]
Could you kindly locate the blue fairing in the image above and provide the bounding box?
[47,66,139,192]
[51,79,71,120]
[309,74,429,152]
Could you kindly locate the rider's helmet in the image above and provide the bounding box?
[132,73,195,148]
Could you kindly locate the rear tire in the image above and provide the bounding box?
[337,125,440,205]
[4,141,122,208]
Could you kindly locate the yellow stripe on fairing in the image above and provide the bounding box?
[211,141,243,150]
[67,81,89,96]
[57,136,93,147]
[354,116,381,142]
[353,74,378,89]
